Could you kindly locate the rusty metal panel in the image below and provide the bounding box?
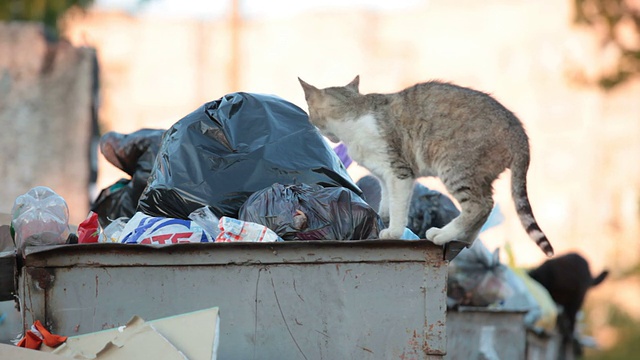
[424,249,447,356]
[446,308,527,360]
[19,240,448,359]
[19,267,47,331]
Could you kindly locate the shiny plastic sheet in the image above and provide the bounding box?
[138,93,359,219]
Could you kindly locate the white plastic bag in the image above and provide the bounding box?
[119,212,214,244]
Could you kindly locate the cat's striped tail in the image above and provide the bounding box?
[511,150,554,257]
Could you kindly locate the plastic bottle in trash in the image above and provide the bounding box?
[11,186,70,252]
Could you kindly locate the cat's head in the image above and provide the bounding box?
[298,76,360,143]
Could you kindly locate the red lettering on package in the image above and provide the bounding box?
[139,232,195,244]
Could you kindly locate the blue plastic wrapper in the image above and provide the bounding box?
[138,93,360,219]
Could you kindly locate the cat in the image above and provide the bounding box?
[299,75,554,256]
[528,253,608,355]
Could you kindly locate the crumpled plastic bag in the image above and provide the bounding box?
[99,129,165,177]
[447,240,512,307]
[216,217,282,243]
[77,211,99,244]
[448,239,556,332]
[239,183,383,240]
[91,129,165,228]
[188,206,221,240]
[138,92,360,219]
[119,212,214,244]
[11,186,70,252]
[408,183,460,238]
[17,320,67,349]
[99,217,129,243]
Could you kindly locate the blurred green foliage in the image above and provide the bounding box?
[573,0,640,89]
[585,304,640,360]
[0,0,94,38]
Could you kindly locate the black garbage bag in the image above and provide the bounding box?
[99,129,165,177]
[138,93,360,219]
[408,183,460,238]
[239,183,383,240]
[356,175,382,211]
[91,129,165,228]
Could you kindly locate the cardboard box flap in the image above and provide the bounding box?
[49,307,219,360]
[53,315,186,360]
[92,322,187,360]
[54,316,145,356]
[149,307,219,360]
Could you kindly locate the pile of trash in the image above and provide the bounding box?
[10,93,386,252]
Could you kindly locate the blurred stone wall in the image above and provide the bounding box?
[0,22,96,225]
[61,1,639,272]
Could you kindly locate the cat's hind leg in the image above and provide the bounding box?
[426,181,493,246]
[378,177,414,239]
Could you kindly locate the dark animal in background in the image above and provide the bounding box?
[528,253,608,356]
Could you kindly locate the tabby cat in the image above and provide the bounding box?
[299,76,554,256]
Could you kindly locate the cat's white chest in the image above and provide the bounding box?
[330,114,388,169]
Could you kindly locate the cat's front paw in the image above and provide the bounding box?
[379,228,403,239]
[426,227,453,245]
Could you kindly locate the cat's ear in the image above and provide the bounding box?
[298,78,319,100]
[346,75,360,92]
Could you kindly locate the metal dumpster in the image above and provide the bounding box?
[446,307,566,360]
[447,308,528,360]
[16,240,450,359]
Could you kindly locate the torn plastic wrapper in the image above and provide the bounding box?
[447,240,511,307]
[17,320,67,349]
[216,217,282,243]
[77,211,99,244]
[138,92,360,220]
